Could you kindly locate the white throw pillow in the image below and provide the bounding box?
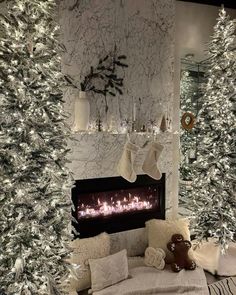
[193,238,220,275]
[145,218,193,263]
[193,238,236,276]
[89,249,129,292]
[67,232,110,292]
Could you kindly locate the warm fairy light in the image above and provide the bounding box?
[0,0,72,292]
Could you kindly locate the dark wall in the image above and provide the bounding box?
[177,0,236,9]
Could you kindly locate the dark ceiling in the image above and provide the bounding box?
[177,0,236,9]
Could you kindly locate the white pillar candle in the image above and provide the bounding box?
[133,103,136,121]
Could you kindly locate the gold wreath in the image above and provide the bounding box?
[181,112,195,130]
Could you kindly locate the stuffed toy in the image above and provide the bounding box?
[144,247,165,270]
[167,234,196,272]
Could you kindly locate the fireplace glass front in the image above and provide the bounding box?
[72,174,165,238]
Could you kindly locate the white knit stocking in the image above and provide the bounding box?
[117,141,139,183]
[142,142,164,180]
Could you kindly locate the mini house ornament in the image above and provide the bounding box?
[160,114,167,132]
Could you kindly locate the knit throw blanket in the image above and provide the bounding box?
[208,277,236,295]
[93,266,208,295]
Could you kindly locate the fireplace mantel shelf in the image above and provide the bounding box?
[71,131,174,143]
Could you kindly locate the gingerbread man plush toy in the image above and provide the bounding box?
[167,234,196,272]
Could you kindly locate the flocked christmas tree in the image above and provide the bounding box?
[179,71,198,212]
[191,8,236,251]
[0,0,72,294]
[179,70,198,181]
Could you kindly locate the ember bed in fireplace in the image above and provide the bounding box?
[72,174,165,238]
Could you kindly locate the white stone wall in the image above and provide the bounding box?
[59,0,177,218]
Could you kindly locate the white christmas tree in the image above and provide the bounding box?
[179,70,198,181]
[191,8,236,251]
[179,71,198,213]
[0,0,71,294]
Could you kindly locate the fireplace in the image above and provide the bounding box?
[72,174,165,238]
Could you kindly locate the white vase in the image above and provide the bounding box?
[73,91,90,131]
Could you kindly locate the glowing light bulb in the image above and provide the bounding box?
[8,75,15,81]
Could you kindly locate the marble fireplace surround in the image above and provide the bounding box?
[59,0,178,229]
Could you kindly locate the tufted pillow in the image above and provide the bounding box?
[89,249,129,292]
[145,218,193,264]
[144,247,165,269]
[67,232,110,292]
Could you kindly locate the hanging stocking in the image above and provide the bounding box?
[142,142,164,180]
[117,141,139,183]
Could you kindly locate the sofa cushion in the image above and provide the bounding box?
[67,232,110,292]
[110,228,148,257]
[146,218,193,263]
[127,256,146,270]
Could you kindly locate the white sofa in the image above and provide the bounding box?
[92,265,208,295]
[72,227,209,295]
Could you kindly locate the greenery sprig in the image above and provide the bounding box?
[65,47,128,98]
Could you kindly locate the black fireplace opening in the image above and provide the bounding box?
[72,174,165,238]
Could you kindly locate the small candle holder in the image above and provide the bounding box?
[140,125,146,132]
[131,120,137,132]
[147,119,157,133]
[120,119,130,134]
[96,118,103,132]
